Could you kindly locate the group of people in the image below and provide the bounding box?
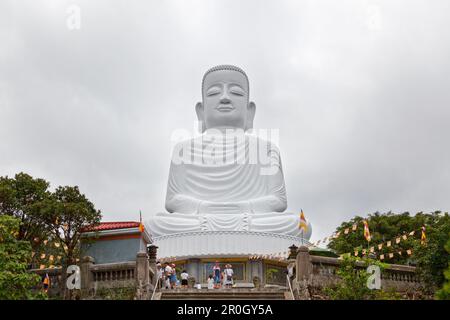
[156,261,234,289]
[208,261,234,289]
[156,261,189,289]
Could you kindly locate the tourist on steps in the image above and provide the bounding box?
[223,264,234,288]
[170,263,177,289]
[213,261,221,289]
[207,274,214,290]
[181,270,189,289]
[164,262,172,289]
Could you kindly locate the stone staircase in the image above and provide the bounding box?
[158,288,289,300]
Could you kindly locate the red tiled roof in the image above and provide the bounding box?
[81,221,141,232]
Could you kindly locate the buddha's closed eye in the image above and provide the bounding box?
[229,86,245,96]
[206,87,221,96]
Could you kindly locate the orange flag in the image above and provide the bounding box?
[363,220,371,242]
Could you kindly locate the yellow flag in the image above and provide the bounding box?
[299,210,308,232]
[421,226,426,244]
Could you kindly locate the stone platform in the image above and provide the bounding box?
[153,230,310,259]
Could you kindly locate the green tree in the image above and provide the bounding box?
[39,186,101,298]
[323,256,400,300]
[0,215,46,299]
[413,214,450,294]
[0,172,51,244]
[328,211,450,295]
[435,235,450,300]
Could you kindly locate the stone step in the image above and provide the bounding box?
[160,289,287,300]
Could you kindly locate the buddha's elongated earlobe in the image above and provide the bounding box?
[195,102,206,133]
[245,101,256,131]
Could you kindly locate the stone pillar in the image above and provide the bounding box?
[80,256,94,297]
[147,245,158,285]
[148,245,158,263]
[296,246,312,282]
[136,251,150,299]
[186,258,201,285]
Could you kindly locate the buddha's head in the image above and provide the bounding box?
[196,65,256,132]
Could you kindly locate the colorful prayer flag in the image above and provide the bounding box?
[299,210,308,233]
[421,226,426,244]
[363,220,371,242]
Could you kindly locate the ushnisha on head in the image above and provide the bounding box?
[196,65,256,133]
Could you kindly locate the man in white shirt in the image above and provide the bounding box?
[164,263,172,289]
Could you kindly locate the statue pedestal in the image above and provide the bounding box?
[153,230,310,259]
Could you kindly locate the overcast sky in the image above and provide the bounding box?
[1,0,449,242]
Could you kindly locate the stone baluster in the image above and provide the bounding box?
[80,256,95,297]
[136,251,150,300]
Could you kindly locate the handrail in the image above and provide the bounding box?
[151,274,160,300]
[286,274,295,300]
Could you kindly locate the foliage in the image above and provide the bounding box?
[39,186,102,266]
[38,186,101,299]
[434,234,450,300]
[328,211,450,293]
[0,173,51,259]
[309,249,339,258]
[95,286,136,300]
[1,173,102,299]
[0,215,46,300]
[411,214,450,293]
[323,256,400,300]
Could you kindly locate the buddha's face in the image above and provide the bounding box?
[198,69,254,131]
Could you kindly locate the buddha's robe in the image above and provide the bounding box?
[146,132,312,239]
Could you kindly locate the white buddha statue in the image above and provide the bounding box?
[147,65,311,245]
